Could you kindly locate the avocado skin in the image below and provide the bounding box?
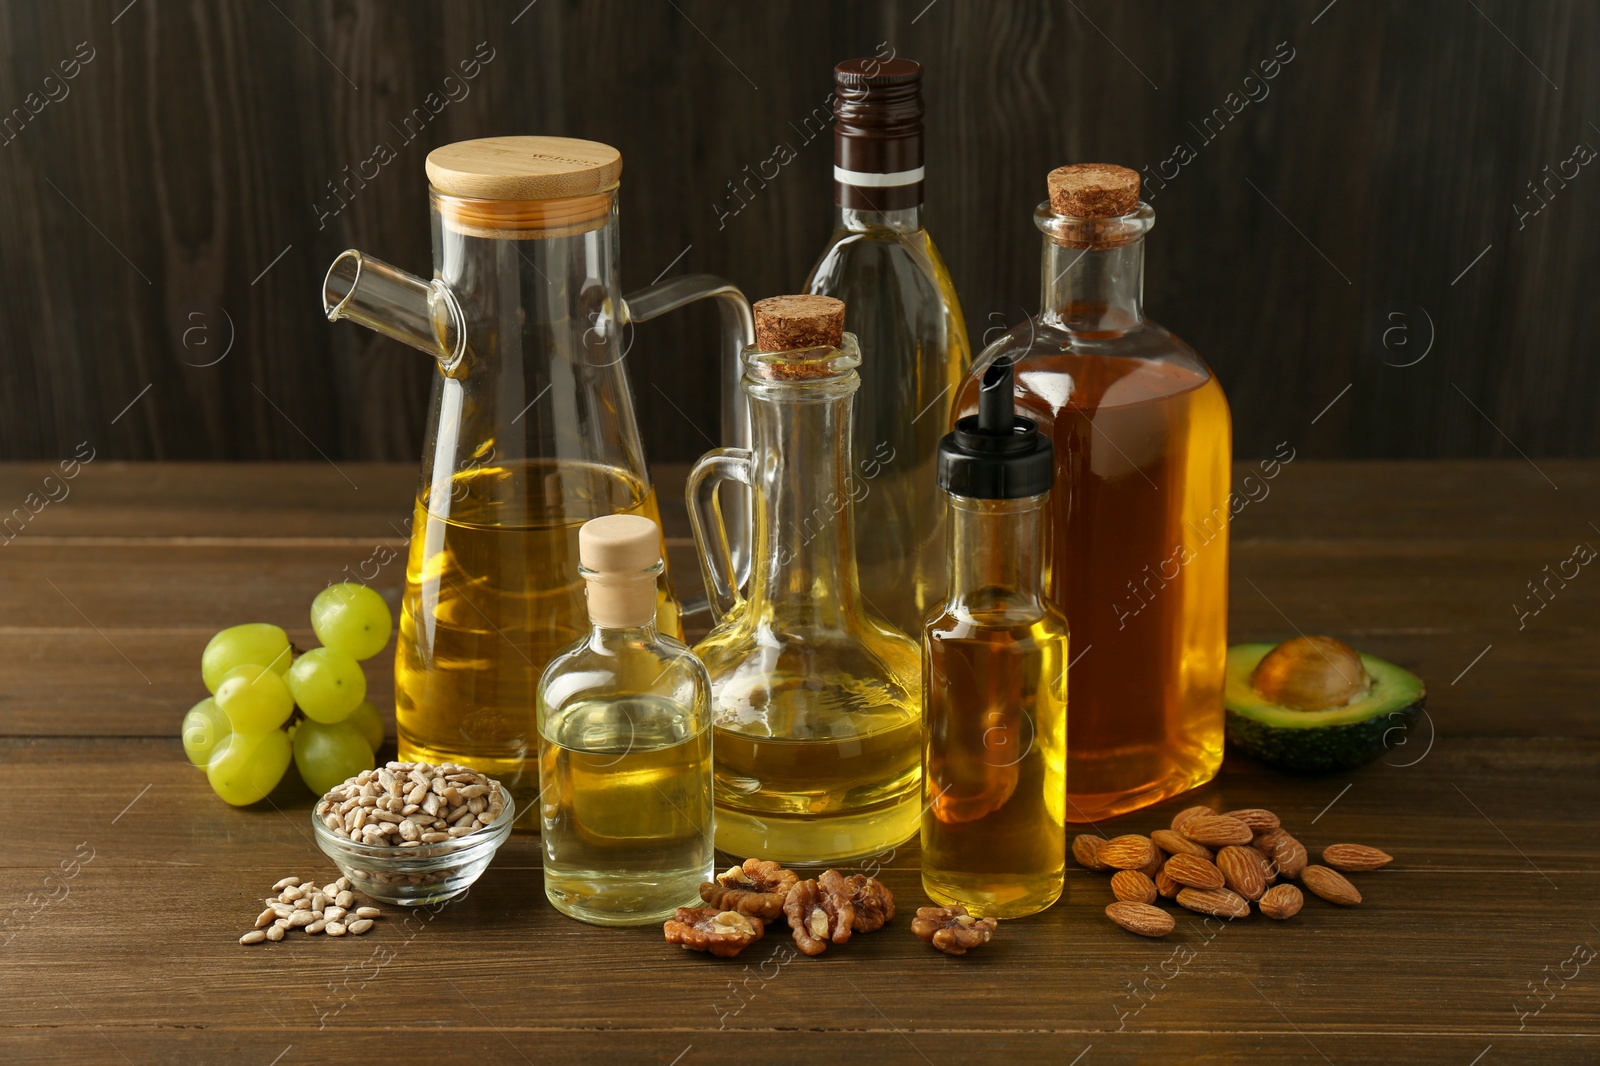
[1226,697,1424,773]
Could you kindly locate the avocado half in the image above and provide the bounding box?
[1224,636,1426,773]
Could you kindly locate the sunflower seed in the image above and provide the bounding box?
[240,930,267,945]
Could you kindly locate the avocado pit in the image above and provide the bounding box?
[1248,635,1373,711]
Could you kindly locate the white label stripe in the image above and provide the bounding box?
[833,165,925,188]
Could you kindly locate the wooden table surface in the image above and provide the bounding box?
[2,460,1597,1064]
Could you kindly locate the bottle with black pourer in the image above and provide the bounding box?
[920,358,1068,918]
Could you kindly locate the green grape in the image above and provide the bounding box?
[215,665,295,732]
[292,719,375,796]
[310,583,393,661]
[181,697,230,767]
[200,623,291,693]
[206,729,292,806]
[346,700,386,752]
[287,647,367,723]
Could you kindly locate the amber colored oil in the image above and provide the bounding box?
[708,677,923,864]
[921,615,1067,917]
[395,459,680,826]
[1016,354,1230,821]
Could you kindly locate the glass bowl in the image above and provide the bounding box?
[312,794,516,906]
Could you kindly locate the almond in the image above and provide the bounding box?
[1181,814,1254,847]
[1302,865,1362,906]
[1222,807,1280,831]
[1322,844,1393,872]
[1170,804,1215,833]
[1175,886,1250,919]
[1072,833,1111,871]
[1162,853,1225,890]
[1138,846,1166,879]
[1154,868,1181,899]
[1254,846,1279,886]
[1106,901,1175,938]
[1255,829,1308,878]
[1258,883,1303,919]
[1098,834,1158,871]
[1111,870,1158,905]
[1216,845,1267,901]
[1251,827,1290,852]
[1150,829,1214,861]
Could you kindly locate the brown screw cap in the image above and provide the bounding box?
[1048,164,1141,219]
[752,295,845,351]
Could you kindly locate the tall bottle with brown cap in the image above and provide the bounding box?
[955,165,1231,821]
[804,57,970,636]
[321,136,752,825]
[537,513,714,925]
[687,295,922,864]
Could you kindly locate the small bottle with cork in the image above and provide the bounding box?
[922,358,1068,918]
[536,513,715,926]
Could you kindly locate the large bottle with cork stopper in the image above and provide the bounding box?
[955,164,1231,822]
[803,56,971,638]
[686,295,923,864]
[321,136,752,827]
[536,513,714,925]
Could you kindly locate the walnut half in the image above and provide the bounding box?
[911,905,998,956]
[699,858,799,921]
[783,878,855,956]
[822,870,896,932]
[663,907,765,958]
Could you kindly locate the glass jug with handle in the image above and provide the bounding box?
[322,136,753,827]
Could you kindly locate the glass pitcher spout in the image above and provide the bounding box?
[323,249,468,372]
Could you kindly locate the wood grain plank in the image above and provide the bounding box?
[1,735,1594,1052]
[0,460,1595,741]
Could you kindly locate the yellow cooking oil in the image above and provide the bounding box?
[395,457,681,827]
[540,694,714,924]
[701,659,924,864]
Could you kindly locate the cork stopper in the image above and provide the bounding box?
[578,514,661,629]
[1047,164,1140,219]
[752,295,845,351]
[579,514,660,574]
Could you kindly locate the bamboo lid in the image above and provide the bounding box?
[427,137,621,238]
[426,136,622,200]
[752,295,845,351]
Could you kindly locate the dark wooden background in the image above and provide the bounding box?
[0,0,1596,465]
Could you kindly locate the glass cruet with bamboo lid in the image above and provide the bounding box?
[686,295,923,864]
[321,135,753,827]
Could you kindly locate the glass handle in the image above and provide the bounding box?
[621,275,755,590]
[684,447,753,624]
